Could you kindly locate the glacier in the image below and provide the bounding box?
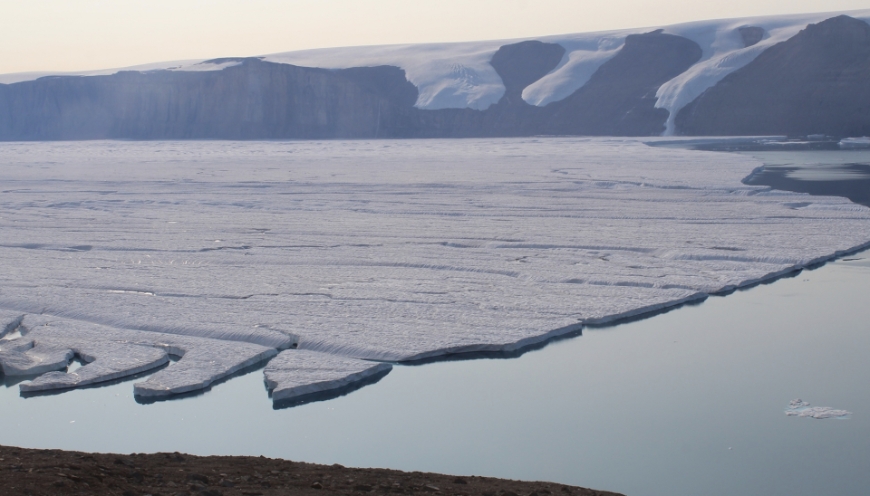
[1,138,870,403]
[1,10,868,133]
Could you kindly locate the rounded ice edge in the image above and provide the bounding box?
[264,349,393,403]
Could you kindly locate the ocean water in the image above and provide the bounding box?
[1,140,869,496]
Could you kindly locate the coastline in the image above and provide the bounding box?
[0,445,623,496]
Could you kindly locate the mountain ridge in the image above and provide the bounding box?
[1,11,869,140]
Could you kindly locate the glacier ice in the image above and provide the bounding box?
[785,399,852,419]
[1,138,870,403]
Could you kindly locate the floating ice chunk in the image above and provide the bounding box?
[839,137,870,149]
[785,399,852,419]
[264,350,392,403]
[133,340,277,398]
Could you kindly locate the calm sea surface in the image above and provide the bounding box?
[1,147,869,496]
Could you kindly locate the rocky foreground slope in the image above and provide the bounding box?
[0,11,868,139]
[0,445,622,496]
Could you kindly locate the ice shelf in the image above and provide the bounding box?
[0,138,869,403]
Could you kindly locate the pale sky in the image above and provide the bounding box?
[0,0,865,74]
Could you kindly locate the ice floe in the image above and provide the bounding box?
[8,315,277,396]
[264,350,392,403]
[785,399,852,419]
[1,138,870,403]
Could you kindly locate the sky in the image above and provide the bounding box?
[0,0,866,74]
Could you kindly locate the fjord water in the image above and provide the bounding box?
[1,143,869,496]
[2,248,869,496]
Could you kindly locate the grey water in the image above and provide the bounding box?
[2,147,870,496]
[741,149,870,207]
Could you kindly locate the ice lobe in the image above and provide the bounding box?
[263,42,507,110]
[264,350,391,403]
[133,338,277,398]
[655,11,870,135]
[3,316,276,396]
[785,399,852,419]
[0,339,74,377]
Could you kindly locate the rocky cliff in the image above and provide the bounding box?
[1,12,869,139]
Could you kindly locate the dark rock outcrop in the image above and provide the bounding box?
[739,26,766,47]
[0,59,421,140]
[677,15,870,136]
[540,30,702,136]
[489,40,565,105]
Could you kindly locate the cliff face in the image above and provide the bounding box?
[0,61,421,140]
[1,14,869,140]
[540,30,702,136]
[676,15,870,136]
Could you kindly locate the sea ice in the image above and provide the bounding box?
[264,350,392,402]
[785,399,852,419]
[0,138,869,403]
[0,309,23,338]
[7,315,277,396]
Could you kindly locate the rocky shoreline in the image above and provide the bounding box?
[0,445,622,496]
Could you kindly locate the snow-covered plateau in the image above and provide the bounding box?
[1,10,867,130]
[1,138,869,403]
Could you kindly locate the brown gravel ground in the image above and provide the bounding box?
[0,445,623,496]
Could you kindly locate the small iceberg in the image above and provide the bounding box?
[785,399,851,419]
[838,137,870,149]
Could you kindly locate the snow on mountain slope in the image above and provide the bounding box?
[1,10,868,128]
[0,59,243,85]
[263,42,508,111]
[654,10,870,135]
